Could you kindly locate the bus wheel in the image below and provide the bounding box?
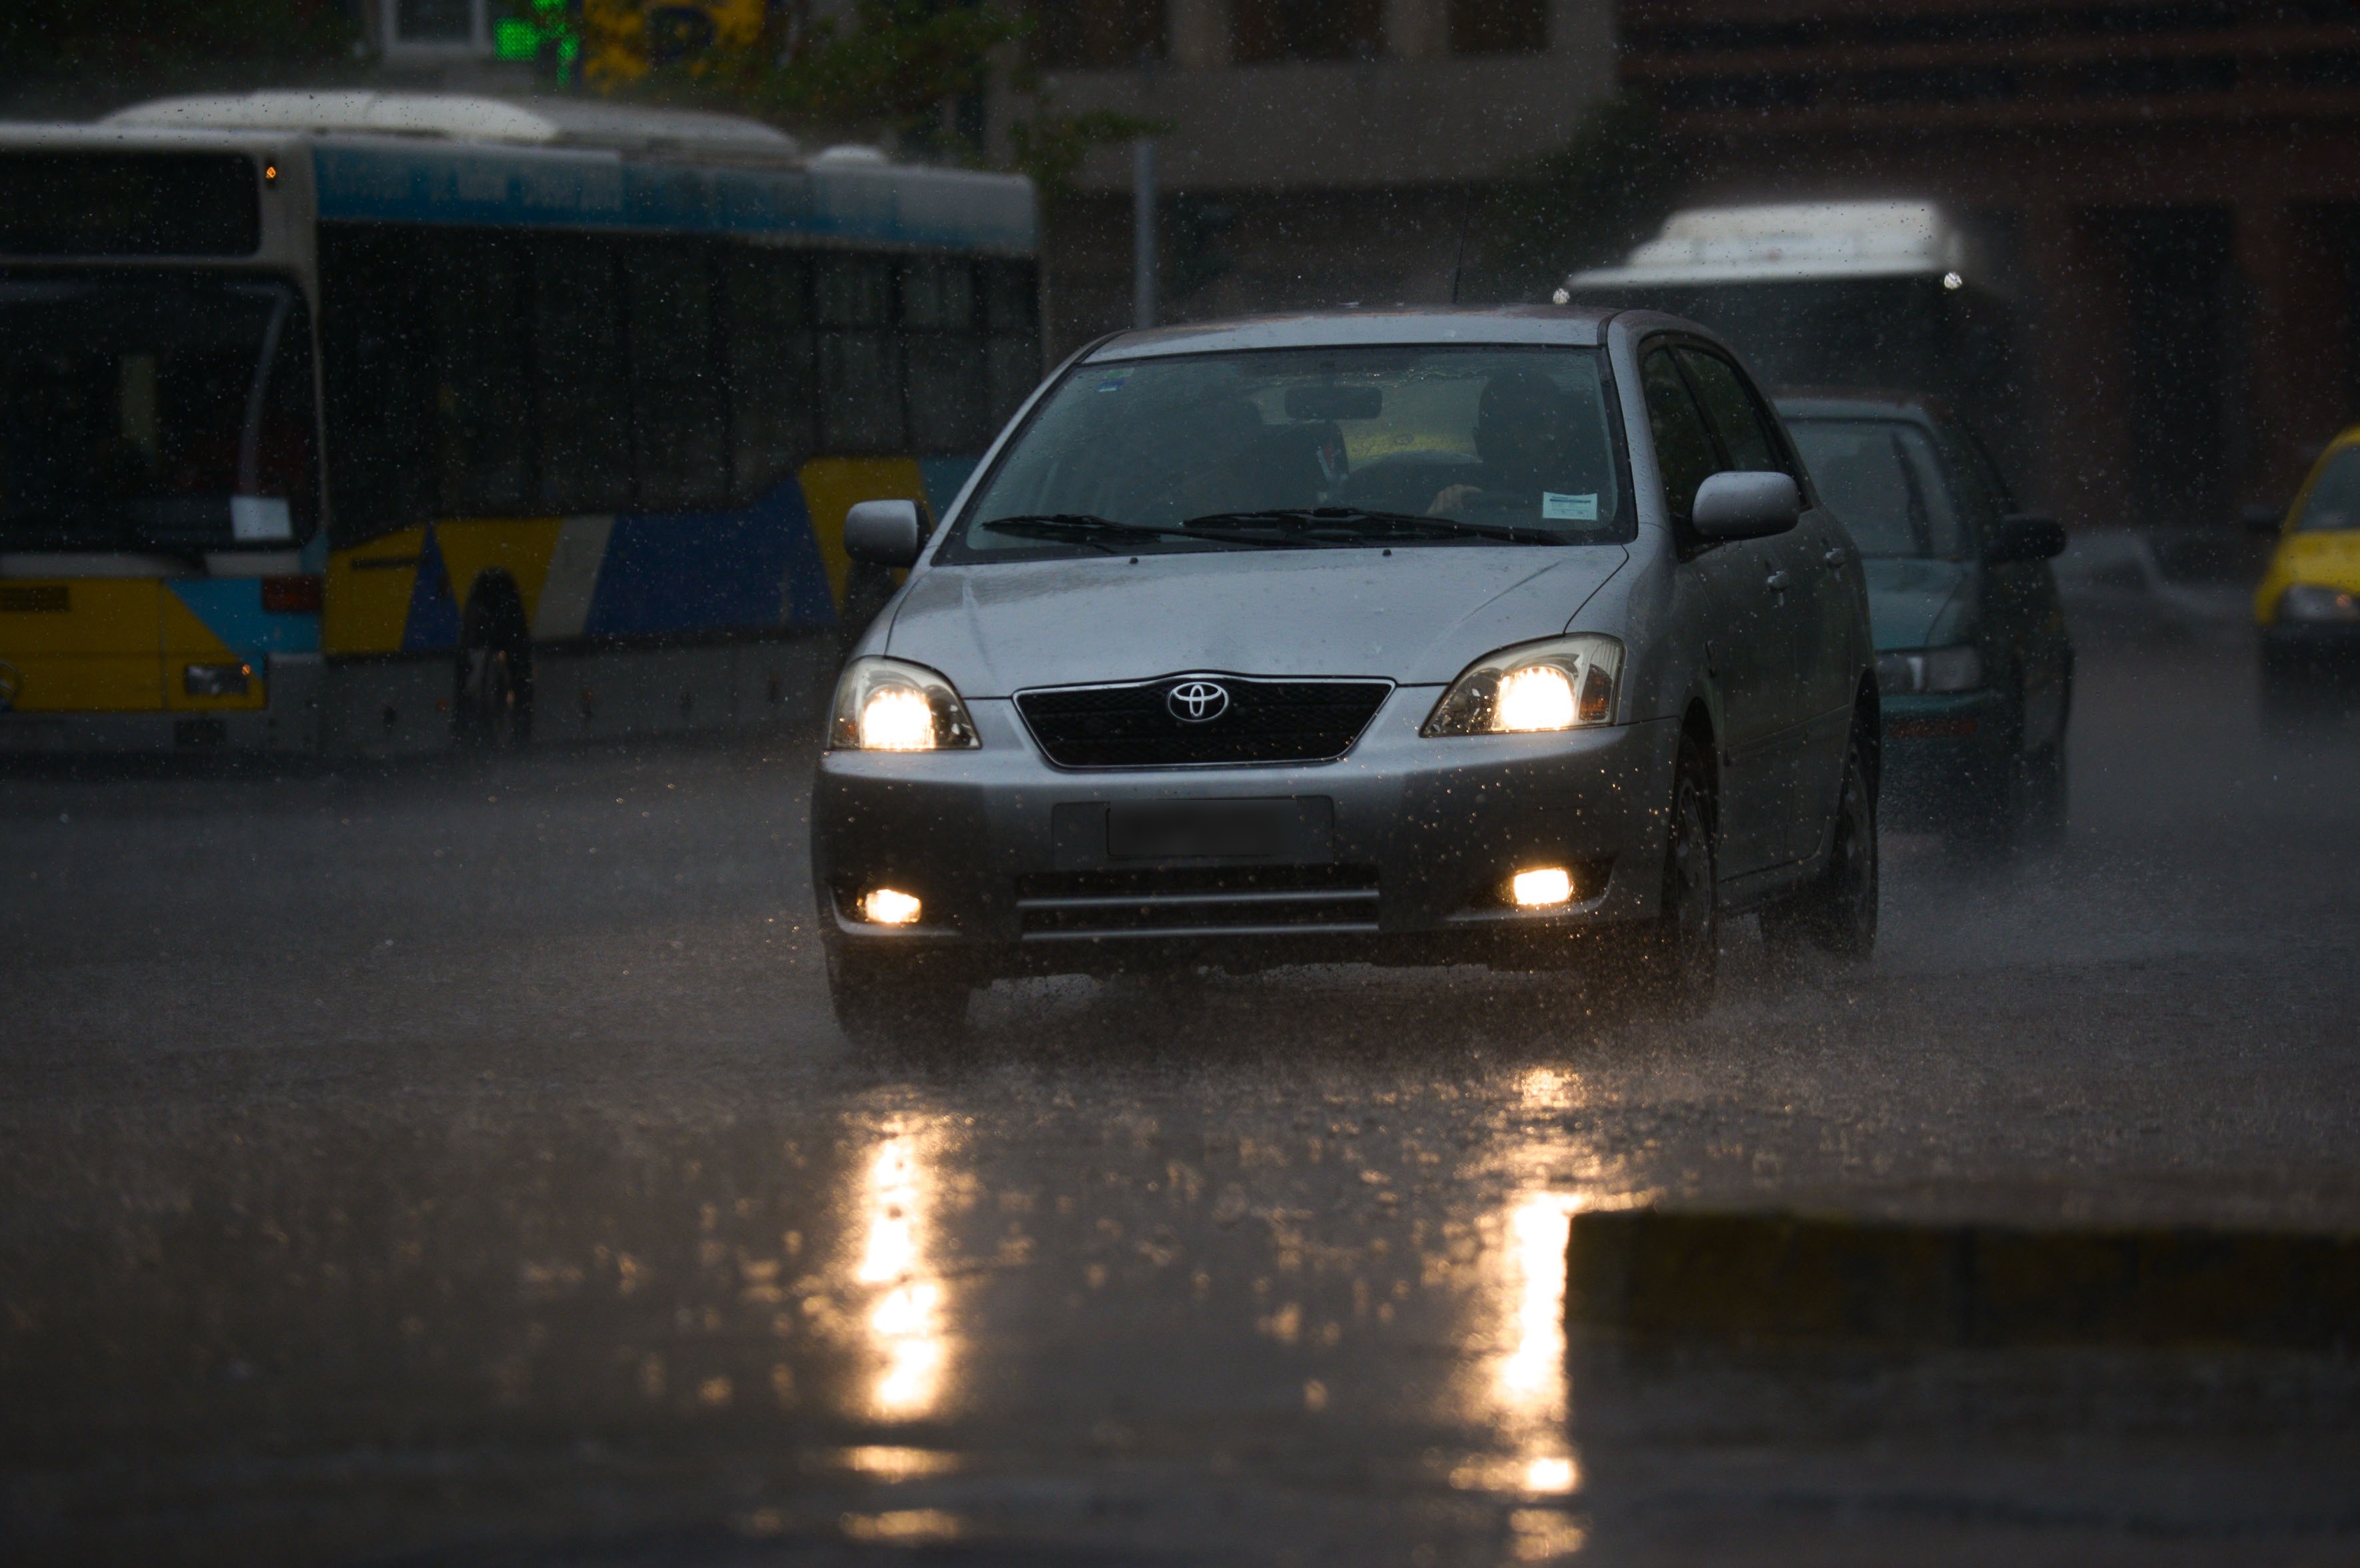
[456,588,532,749]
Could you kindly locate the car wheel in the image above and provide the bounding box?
[1762,728,1878,959]
[1603,735,1717,1012]
[825,939,971,1049]
[455,590,532,749]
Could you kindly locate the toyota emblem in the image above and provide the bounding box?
[1166,680,1230,723]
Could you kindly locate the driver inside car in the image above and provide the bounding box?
[1427,366,1589,519]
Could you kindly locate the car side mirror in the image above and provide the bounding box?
[2243,502,2287,536]
[1691,471,1801,540]
[843,499,925,568]
[1987,512,2066,564]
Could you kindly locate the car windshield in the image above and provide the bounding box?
[946,344,1628,559]
[1786,416,1967,558]
[2295,446,2360,532]
[0,272,317,554]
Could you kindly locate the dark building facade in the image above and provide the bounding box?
[990,1,1620,353]
[1622,0,2360,529]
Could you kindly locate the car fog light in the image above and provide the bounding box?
[1511,867,1573,907]
[183,661,251,697]
[859,887,923,925]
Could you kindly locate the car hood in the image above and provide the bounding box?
[1863,556,1974,650]
[883,546,1630,695]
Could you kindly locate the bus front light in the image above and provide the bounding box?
[184,662,251,697]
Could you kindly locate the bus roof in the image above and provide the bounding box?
[0,92,1038,256]
[1568,200,1967,288]
[106,91,800,163]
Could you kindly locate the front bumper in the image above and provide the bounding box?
[1878,687,2014,827]
[813,690,1682,977]
[2262,620,2360,671]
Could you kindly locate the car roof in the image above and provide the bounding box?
[1773,386,1954,426]
[1083,305,1611,362]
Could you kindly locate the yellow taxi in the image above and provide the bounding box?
[2257,427,2360,705]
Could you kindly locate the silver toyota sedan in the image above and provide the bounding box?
[813,307,1878,1041]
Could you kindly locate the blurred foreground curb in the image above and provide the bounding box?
[1569,1208,2360,1350]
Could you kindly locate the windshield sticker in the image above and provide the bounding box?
[1542,492,1599,522]
[1096,374,1129,393]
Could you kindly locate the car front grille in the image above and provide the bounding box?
[1015,864,1381,940]
[1014,675,1393,768]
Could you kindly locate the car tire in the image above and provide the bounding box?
[1762,727,1878,959]
[825,939,971,1049]
[455,587,532,749]
[1601,734,1717,1013]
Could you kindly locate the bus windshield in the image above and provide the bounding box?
[0,272,316,555]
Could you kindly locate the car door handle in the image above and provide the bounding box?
[1764,569,1791,591]
[1823,548,1846,569]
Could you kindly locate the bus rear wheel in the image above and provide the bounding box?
[456,588,532,749]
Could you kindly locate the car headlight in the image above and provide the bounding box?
[828,657,980,751]
[1876,645,1982,695]
[1423,635,1622,736]
[2277,583,2360,623]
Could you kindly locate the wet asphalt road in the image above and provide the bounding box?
[5,600,2360,1567]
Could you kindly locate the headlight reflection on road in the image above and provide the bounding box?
[1479,1066,1587,1499]
[853,1124,952,1422]
[1493,1190,1585,1497]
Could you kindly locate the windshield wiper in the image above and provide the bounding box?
[1181,508,1568,546]
[977,514,1306,551]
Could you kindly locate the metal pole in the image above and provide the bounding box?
[1132,137,1158,330]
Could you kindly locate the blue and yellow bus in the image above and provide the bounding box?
[0,91,1038,755]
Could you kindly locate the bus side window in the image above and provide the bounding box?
[532,236,633,514]
[428,231,533,516]
[623,240,730,512]
[816,254,905,453]
[319,226,436,546]
[903,257,988,454]
[721,246,814,506]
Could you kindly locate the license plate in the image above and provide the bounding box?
[1098,797,1334,862]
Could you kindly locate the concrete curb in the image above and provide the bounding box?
[1568,1208,2360,1350]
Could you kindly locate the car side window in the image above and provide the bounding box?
[1675,348,1790,478]
[1641,346,1721,524]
